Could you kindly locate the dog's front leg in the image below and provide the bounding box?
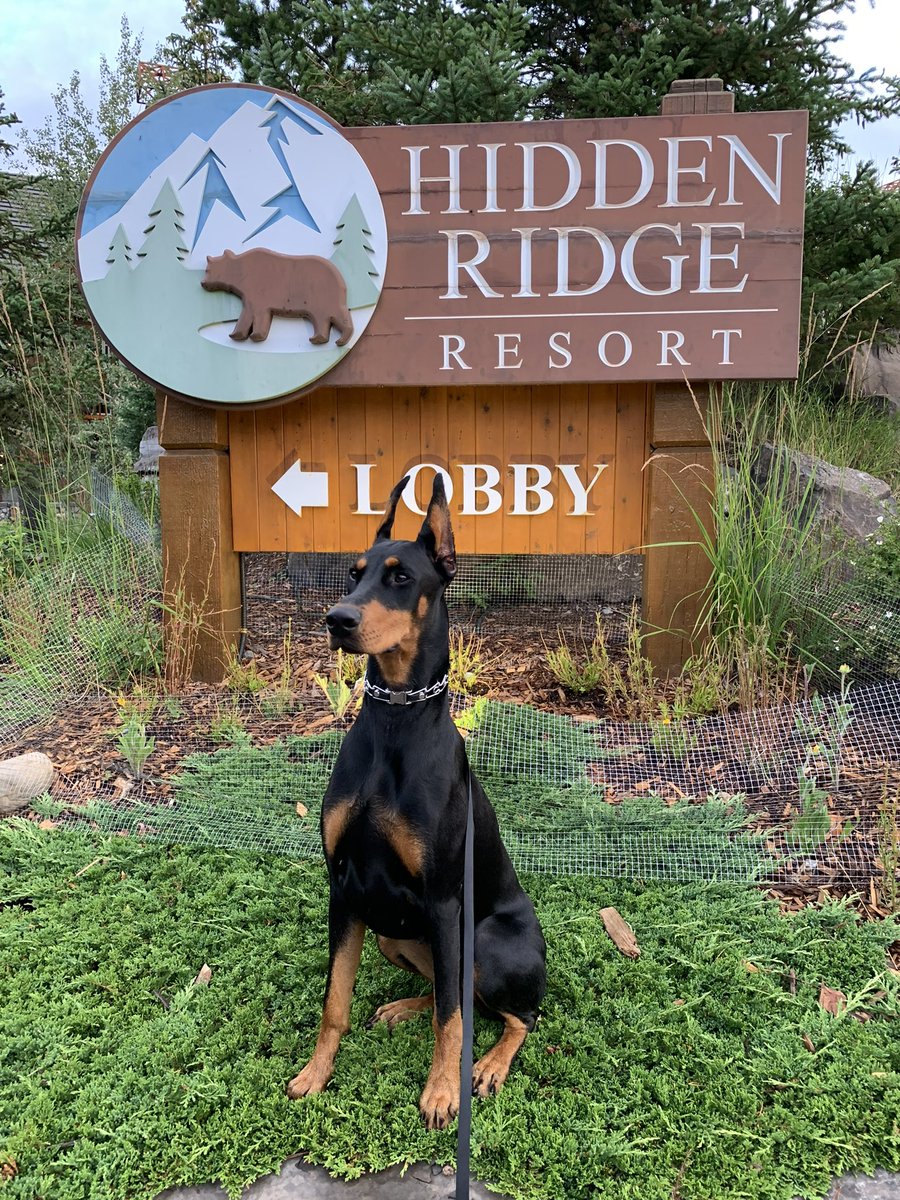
[286,895,364,1099]
[419,895,462,1130]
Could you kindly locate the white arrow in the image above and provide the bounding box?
[271,461,329,515]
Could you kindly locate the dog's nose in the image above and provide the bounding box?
[326,604,362,635]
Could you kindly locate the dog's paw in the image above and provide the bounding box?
[368,994,433,1030]
[285,1060,331,1099]
[419,1076,460,1130]
[472,1049,511,1098]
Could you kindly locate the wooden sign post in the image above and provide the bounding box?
[77,80,806,681]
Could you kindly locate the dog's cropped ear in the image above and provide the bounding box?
[418,474,456,580]
[375,475,410,541]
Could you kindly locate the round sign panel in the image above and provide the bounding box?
[76,84,387,405]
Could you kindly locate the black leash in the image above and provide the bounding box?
[456,766,475,1200]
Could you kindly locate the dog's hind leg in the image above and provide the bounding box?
[472,1012,531,1096]
[370,936,434,1028]
[469,907,545,1097]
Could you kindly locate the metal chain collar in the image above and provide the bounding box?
[362,674,449,706]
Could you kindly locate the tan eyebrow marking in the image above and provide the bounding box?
[384,556,400,568]
[355,557,368,571]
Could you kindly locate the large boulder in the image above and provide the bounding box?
[753,443,896,543]
[0,752,55,816]
[849,338,900,416]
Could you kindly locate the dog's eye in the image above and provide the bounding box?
[393,571,410,584]
[348,567,361,583]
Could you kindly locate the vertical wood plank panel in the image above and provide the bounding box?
[587,384,618,555]
[283,395,314,552]
[473,386,503,555]
[309,387,341,552]
[254,404,287,552]
[613,382,647,553]
[419,384,449,516]
[336,387,369,553]
[502,384,532,553]
[556,382,589,555]
[529,384,559,554]
[228,409,259,551]
[447,384,476,549]
[643,383,713,675]
[362,387,393,545]
[391,387,422,543]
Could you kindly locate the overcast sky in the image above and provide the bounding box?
[1,0,898,176]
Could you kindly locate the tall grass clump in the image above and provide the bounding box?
[684,380,862,703]
[0,269,162,730]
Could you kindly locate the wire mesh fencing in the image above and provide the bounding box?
[3,678,894,894]
[1,487,898,896]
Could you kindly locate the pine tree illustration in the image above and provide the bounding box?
[136,179,189,266]
[331,194,379,308]
[105,224,134,276]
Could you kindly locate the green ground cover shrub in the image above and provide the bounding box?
[0,822,897,1200]
[58,730,769,883]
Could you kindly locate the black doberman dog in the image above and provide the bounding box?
[286,474,546,1129]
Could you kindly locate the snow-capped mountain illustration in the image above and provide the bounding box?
[78,93,387,285]
[76,86,388,405]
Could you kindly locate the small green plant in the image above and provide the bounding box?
[258,687,297,718]
[335,648,366,686]
[163,695,184,721]
[115,714,155,780]
[112,685,157,724]
[793,664,854,791]
[449,629,483,694]
[208,708,251,746]
[786,763,832,854]
[649,706,699,760]
[544,635,604,694]
[254,623,299,717]
[545,606,659,717]
[224,653,267,695]
[313,672,355,719]
[672,644,736,716]
[453,695,488,734]
[858,515,900,592]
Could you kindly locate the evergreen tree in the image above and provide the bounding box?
[105,224,134,276]
[331,194,379,307]
[141,0,234,104]
[802,164,900,363]
[197,0,900,166]
[136,181,189,267]
[509,0,900,170]
[197,0,539,125]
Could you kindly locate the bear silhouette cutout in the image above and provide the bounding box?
[201,248,354,347]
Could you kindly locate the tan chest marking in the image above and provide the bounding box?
[375,809,426,877]
[322,798,354,858]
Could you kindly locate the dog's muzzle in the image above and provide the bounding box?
[326,603,362,647]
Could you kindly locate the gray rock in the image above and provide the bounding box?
[849,337,900,416]
[156,1159,506,1199]
[0,752,54,815]
[155,1161,900,1199]
[752,443,896,543]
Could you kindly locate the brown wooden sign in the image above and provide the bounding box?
[333,109,807,386]
[228,382,647,554]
